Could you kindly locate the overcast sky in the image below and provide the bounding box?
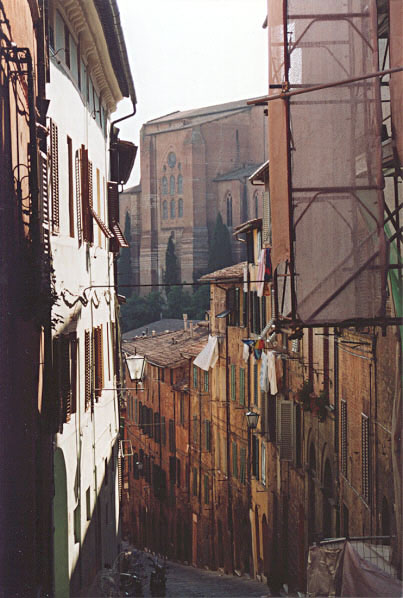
[114,0,268,187]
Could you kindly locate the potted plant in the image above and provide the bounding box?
[296,380,314,412]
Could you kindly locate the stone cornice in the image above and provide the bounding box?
[57,0,122,113]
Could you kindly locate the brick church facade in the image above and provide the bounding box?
[120,99,266,291]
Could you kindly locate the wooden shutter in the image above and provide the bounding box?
[262,191,271,245]
[84,330,91,411]
[252,435,259,479]
[205,420,211,451]
[232,442,238,479]
[39,151,50,255]
[240,447,246,484]
[94,325,103,399]
[361,414,370,503]
[308,328,314,383]
[80,146,93,243]
[60,336,71,424]
[278,400,294,461]
[50,120,60,233]
[253,362,258,406]
[341,400,347,477]
[323,326,329,394]
[75,150,82,245]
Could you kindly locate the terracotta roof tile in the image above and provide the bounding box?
[199,261,246,282]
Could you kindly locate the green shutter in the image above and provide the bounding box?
[232,442,238,479]
[239,367,245,406]
[193,365,198,388]
[231,365,236,401]
[204,370,209,392]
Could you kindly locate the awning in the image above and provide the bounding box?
[90,207,114,238]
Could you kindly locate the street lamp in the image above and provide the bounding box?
[245,410,260,430]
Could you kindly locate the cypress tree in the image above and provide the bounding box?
[164,232,180,285]
[208,212,233,272]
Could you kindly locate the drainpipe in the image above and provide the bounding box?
[225,319,235,572]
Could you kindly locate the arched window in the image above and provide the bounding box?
[170,199,176,218]
[162,200,168,219]
[162,176,168,195]
[170,175,175,195]
[178,198,183,217]
[254,191,259,219]
[226,193,233,227]
[177,174,183,194]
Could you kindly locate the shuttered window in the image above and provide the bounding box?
[277,400,294,461]
[161,416,166,446]
[268,393,277,443]
[75,150,82,244]
[107,181,129,251]
[232,442,238,479]
[169,419,175,453]
[39,151,50,254]
[67,136,74,237]
[192,467,198,496]
[204,474,209,504]
[242,291,248,327]
[323,326,329,395]
[341,400,347,477]
[80,146,93,243]
[84,330,91,411]
[193,365,198,389]
[230,365,236,401]
[204,371,209,392]
[361,414,370,504]
[93,325,104,399]
[261,442,266,485]
[204,420,211,452]
[308,328,314,384]
[50,120,59,233]
[239,367,245,406]
[192,415,198,445]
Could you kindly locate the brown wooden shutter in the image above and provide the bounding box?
[279,400,293,461]
[80,146,93,244]
[60,336,71,424]
[84,330,91,411]
[94,325,104,399]
[361,414,370,503]
[107,181,129,251]
[50,120,60,233]
[39,151,50,255]
[67,136,74,238]
[341,399,347,477]
[75,150,82,245]
[70,333,77,415]
[323,326,329,394]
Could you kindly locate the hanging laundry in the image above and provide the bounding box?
[193,335,218,371]
[265,248,272,281]
[267,351,278,394]
[242,342,250,362]
[253,338,265,360]
[260,351,270,392]
[257,248,266,297]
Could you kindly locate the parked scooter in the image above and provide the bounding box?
[148,556,168,597]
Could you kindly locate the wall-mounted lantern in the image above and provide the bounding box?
[245,410,260,430]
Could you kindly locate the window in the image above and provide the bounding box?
[193,365,198,389]
[169,419,175,453]
[180,393,185,425]
[169,456,176,483]
[341,400,347,477]
[239,368,245,406]
[226,192,233,227]
[64,23,70,68]
[204,420,211,452]
[67,136,74,238]
[161,416,166,446]
[242,291,248,327]
[204,475,209,504]
[193,415,198,445]
[276,399,294,461]
[170,199,175,218]
[230,365,236,401]
[170,175,175,195]
[268,394,277,442]
[252,435,259,480]
[261,442,266,485]
[254,191,259,219]
[178,198,183,217]
[93,325,104,399]
[240,447,246,484]
[74,505,80,543]
[232,442,238,479]
[53,333,78,428]
[177,174,183,193]
[362,414,370,503]
[204,371,209,392]
[84,330,91,411]
[162,176,168,194]
[176,458,181,488]
[86,487,91,520]
[155,412,161,443]
[192,467,198,496]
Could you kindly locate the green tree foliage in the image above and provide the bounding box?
[118,211,132,297]
[120,291,164,333]
[208,212,233,273]
[164,285,192,319]
[164,232,180,285]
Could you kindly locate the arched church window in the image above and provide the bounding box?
[170,199,176,218]
[162,200,168,219]
[178,198,183,217]
[226,193,233,227]
[162,176,168,195]
[178,174,183,194]
[170,175,175,195]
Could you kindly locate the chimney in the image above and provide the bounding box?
[152,330,156,337]
[190,322,194,337]
[183,313,188,331]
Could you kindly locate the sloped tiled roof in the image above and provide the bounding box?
[199,262,247,282]
[146,98,251,126]
[213,164,261,182]
[123,325,208,367]
[233,218,262,235]
[122,319,199,340]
